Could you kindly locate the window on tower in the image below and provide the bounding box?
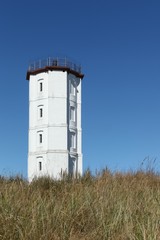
[37,131,43,146]
[39,161,42,171]
[70,106,75,121]
[40,82,43,92]
[39,133,42,143]
[38,79,43,93]
[38,105,43,119]
[40,108,43,118]
[37,156,43,172]
[70,132,76,149]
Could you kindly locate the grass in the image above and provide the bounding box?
[0,169,160,239]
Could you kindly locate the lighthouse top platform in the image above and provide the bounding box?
[26,57,84,80]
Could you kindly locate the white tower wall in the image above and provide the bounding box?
[27,58,84,181]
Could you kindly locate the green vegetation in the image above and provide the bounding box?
[0,169,160,240]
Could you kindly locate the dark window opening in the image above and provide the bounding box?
[40,108,43,118]
[39,134,42,143]
[39,161,42,171]
[40,82,43,92]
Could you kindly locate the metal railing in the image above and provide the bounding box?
[28,57,82,74]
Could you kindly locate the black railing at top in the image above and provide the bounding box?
[28,58,82,74]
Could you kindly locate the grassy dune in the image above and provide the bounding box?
[0,170,160,240]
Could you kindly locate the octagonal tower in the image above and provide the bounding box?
[26,57,84,181]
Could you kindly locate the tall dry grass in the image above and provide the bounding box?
[0,169,160,240]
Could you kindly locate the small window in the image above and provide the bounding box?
[38,105,44,119]
[39,161,42,171]
[39,133,42,143]
[40,108,43,118]
[70,132,76,149]
[38,79,43,93]
[40,82,43,92]
[37,131,43,145]
[37,156,43,171]
[70,106,75,121]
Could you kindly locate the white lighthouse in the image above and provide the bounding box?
[26,58,84,181]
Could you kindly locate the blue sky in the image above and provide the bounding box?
[0,0,160,177]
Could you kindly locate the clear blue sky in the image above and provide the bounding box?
[0,0,160,177]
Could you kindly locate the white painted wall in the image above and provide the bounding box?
[28,68,83,181]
